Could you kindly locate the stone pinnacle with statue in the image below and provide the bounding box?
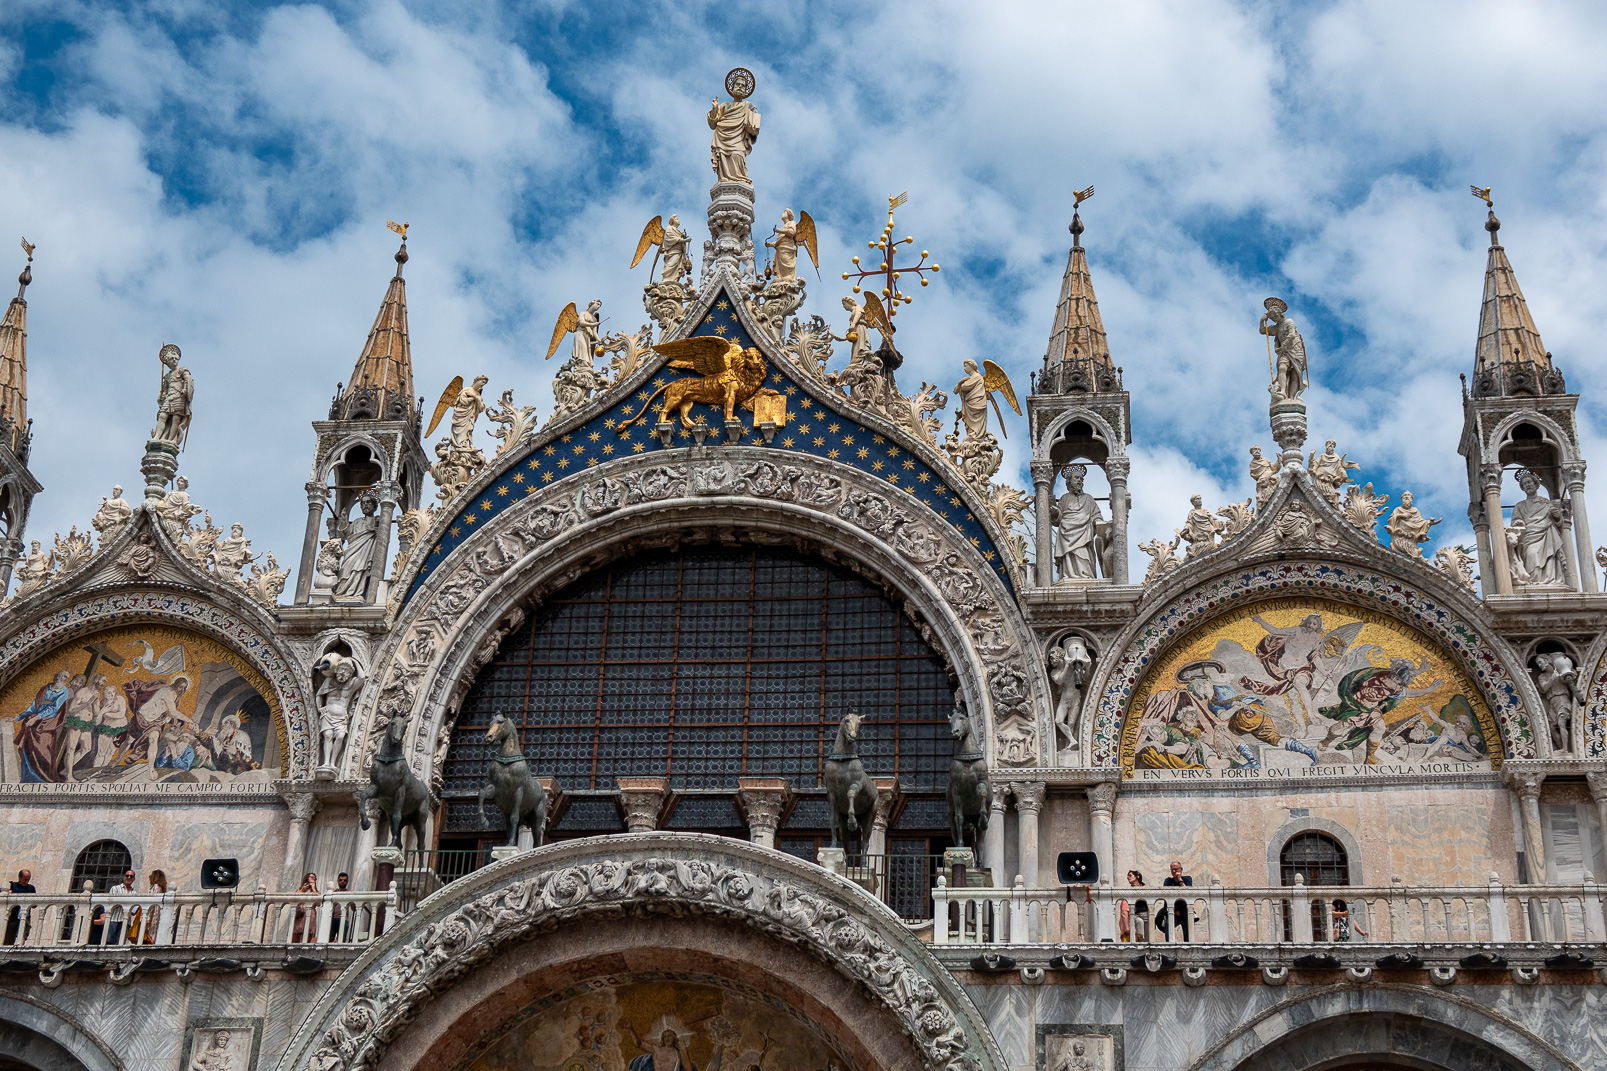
[1260,296,1308,467]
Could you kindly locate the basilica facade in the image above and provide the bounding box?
[0,78,1602,1071]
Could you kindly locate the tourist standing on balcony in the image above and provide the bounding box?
[4,870,33,945]
[105,869,137,945]
[138,870,167,944]
[291,873,319,943]
[1120,871,1149,942]
[1161,860,1193,942]
[329,873,350,942]
[1331,898,1367,941]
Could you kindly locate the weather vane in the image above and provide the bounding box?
[387,220,410,240]
[840,192,939,325]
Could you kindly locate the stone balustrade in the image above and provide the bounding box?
[934,873,1607,950]
[0,884,398,953]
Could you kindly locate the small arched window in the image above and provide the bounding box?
[70,839,132,894]
[1279,831,1349,887]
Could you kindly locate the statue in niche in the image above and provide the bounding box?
[1531,651,1578,754]
[1052,464,1106,580]
[91,485,132,543]
[1308,440,1359,507]
[313,652,366,775]
[1249,445,1279,508]
[708,91,760,184]
[332,494,380,599]
[151,343,195,448]
[1385,491,1440,559]
[1507,469,1569,588]
[1048,636,1093,753]
[1259,297,1307,402]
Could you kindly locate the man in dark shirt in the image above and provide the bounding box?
[330,873,351,941]
[1161,860,1194,942]
[4,870,34,945]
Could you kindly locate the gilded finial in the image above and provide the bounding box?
[1069,186,1094,248]
[16,237,32,297]
[386,220,409,272]
[1471,186,1499,245]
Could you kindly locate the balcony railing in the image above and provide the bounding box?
[0,884,399,952]
[933,874,1607,946]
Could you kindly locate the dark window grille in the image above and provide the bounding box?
[1279,832,1350,887]
[443,548,956,799]
[70,840,132,893]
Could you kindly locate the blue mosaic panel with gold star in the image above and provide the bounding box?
[405,286,1013,601]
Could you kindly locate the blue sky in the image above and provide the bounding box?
[4,0,1607,584]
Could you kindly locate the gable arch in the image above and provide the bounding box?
[1039,406,1126,463]
[314,432,395,483]
[356,450,1048,782]
[1486,410,1580,469]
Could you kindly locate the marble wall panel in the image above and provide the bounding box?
[1133,810,1238,885]
[1387,803,1493,886]
[166,821,270,892]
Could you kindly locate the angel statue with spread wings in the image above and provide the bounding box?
[954,359,1021,440]
[630,215,691,284]
[545,299,604,364]
[615,337,769,432]
[765,209,819,281]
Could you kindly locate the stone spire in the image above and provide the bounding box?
[1470,208,1562,398]
[1038,207,1118,395]
[0,245,31,457]
[335,238,415,421]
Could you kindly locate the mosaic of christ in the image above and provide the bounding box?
[0,625,283,785]
[1120,599,1502,777]
[453,975,855,1071]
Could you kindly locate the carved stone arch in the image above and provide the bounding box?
[1038,405,1126,462]
[1083,514,1543,765]
[357,450,1048,780]
[313,431,395,483]
[1188,983,1575,1071]
[1486,408,1581,469]
[0,993,124,1071]
[0,588,316,777]
[275,834,1007,1071]
[1574,628,1607,758]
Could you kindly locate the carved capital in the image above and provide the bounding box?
[736,777,790,836]
[616,777,670,833]
[1011,781,1046,814]
[1467,502,1488,531]
[285,792,321,825]
[306,481,331,508]
[871,777,901,832]
[1480,463,1504,494]
[988,782,1011,814]
[1587,771,1607,802]
[1086,781,1118,816]
[1104,456,1131,482]
[1507,772,1545,800]
[1563,461,1588,491]
[1029,460,1056,488]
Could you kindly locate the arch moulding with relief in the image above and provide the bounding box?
[353,448,1050,781]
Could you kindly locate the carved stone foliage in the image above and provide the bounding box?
[295,838,1002,1071]
[364,450,1044,774]
[0,591,313,776]
[1087,561,1538,768]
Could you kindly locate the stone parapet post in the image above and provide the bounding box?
[736,777,791,850]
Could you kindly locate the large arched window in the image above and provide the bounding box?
[70,840,132,893]
[441,546,959,852]
[1279,832,1349,887]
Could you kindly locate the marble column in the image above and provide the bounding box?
[867,778,900,858]
[982,783,1010,884]
[1588,772,1607,879]
[351,796,383,892]
[1106,456,1131,585]
[1012,782,1046,888]
[1031,460,1055,587]
[1483,464,1512,595]
[617,777,670,833]
[1565,463,1597,593]
[280,792,320,891]
[0,535,19,598]
[295,481,329,605]
[367,480,401,603]
[1469,501,1494,599]
[1087,781,1118,884]
[1511,773,1548,880]
[736,778,790,850]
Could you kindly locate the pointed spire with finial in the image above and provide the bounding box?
[1470,188,1553,390]
[0,238,34,454]
[1042,187,1116,393]
[338,222,416,420]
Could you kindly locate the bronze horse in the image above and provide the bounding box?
[479,713,548,849]
[358,714,431,850]
[946,703,990,851]
[824,709,878,849]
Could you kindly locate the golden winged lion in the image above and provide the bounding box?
[615,336,768,432]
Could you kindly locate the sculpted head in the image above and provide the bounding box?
[1517,470,1541,494]
[668,214,679,227]
[782,208,794,223]
[111,484,123,498]
[841,296,856,312]
[1401,491,1414,507]
[359,494,378,517]
[1250,445,1262,459]
[586,299,602,314]
[175,476,188,491]
[1065,463,1087,493]
[1325,439,1337,453]
[964,359,978,375]
[1190,494,1203,508]
[159,343,181,369]
[230,523,244,537]
[472,374,490,391]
